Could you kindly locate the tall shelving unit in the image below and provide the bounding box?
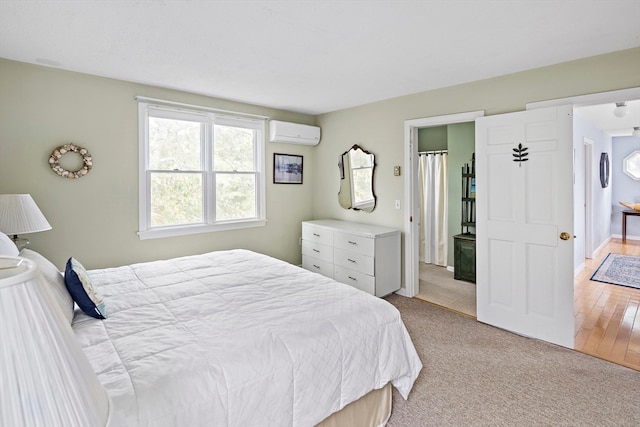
[453,154,476,283]
[461,153,476,234]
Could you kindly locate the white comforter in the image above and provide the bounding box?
[72,249,422,427]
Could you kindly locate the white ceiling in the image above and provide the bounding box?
[0,0,639,117]
[575,100,640,137]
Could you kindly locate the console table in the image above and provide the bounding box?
[622,210,640,242]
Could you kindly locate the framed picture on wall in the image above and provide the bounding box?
[274,153,303,184]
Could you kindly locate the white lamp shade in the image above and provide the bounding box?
[0,257,111,427]
[0,194,52,235]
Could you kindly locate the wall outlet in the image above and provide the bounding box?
[394,200,401,209]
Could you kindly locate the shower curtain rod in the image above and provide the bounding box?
[418,150,448,155]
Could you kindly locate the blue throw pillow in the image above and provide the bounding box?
[64,257,107,319]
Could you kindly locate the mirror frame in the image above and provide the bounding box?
[338,144,376,212]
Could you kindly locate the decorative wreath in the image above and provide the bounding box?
[49,143,93,179]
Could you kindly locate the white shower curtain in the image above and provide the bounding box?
[419,153,448,266]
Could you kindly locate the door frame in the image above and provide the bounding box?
[399,111,484,297]
[583,138,594,259]
[400,87,640,299]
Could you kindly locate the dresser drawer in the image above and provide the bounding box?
[302,255,334,279]
[334,248,374,275]
[302,223,334,247]
[333,232,374,256]
[334,266,375,295]
[302,240,333,263]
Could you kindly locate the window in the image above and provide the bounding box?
[138,101,266,239]
[623,150,640,181]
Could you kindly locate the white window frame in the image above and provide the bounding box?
[137,100,267,240]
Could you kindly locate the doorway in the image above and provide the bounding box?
[400,111,484,299]
[414,124,477,317]
[398,111,484,320]
[402,87,640,354]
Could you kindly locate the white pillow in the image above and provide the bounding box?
[19,249,74,324]
[0,232,19,256]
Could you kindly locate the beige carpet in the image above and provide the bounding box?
[417,262,476,317]
[385,294,640,426]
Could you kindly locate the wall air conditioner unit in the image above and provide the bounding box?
[269,120,321,146]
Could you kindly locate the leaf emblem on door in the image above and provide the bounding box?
[512,143,529,167]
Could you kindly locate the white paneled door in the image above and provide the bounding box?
[475,105,575,348]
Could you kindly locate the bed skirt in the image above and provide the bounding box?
[316,383,392,427]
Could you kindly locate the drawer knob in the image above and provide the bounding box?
[313,233,320,237]
[348,276,357,281]
[348,241,358,245]
[313,249,320,253]
[313,264,320,269]
[348,258,356,263]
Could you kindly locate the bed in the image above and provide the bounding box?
[26,248,423,426]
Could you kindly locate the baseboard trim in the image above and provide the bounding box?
[394,287,410,297]
[591,236,611,258]
[611,233,640,242]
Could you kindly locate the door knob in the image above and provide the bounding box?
[559,232,571,240]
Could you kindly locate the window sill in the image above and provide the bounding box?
[138,219,267,240]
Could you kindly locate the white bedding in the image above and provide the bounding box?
[72,249,422,427]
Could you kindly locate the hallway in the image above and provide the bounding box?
[574,238,640,371]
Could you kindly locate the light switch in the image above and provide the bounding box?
[393,166,401,176]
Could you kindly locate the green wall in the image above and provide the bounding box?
[2,47,639,283]
[418,126,447,152]
[0,59,317,269]
[446,122,475,267]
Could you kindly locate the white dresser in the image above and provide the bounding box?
[301,219,401,297]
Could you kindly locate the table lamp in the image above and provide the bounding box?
[0,194,52,250]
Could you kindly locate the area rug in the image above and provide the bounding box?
[590,253,640,289]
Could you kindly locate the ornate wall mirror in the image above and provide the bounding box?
[338,144,376,212]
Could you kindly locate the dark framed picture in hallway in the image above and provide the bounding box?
[273,153,303,184]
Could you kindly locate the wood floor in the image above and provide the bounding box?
[574,238,640,371]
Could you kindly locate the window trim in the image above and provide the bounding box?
[137,101,267,240]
